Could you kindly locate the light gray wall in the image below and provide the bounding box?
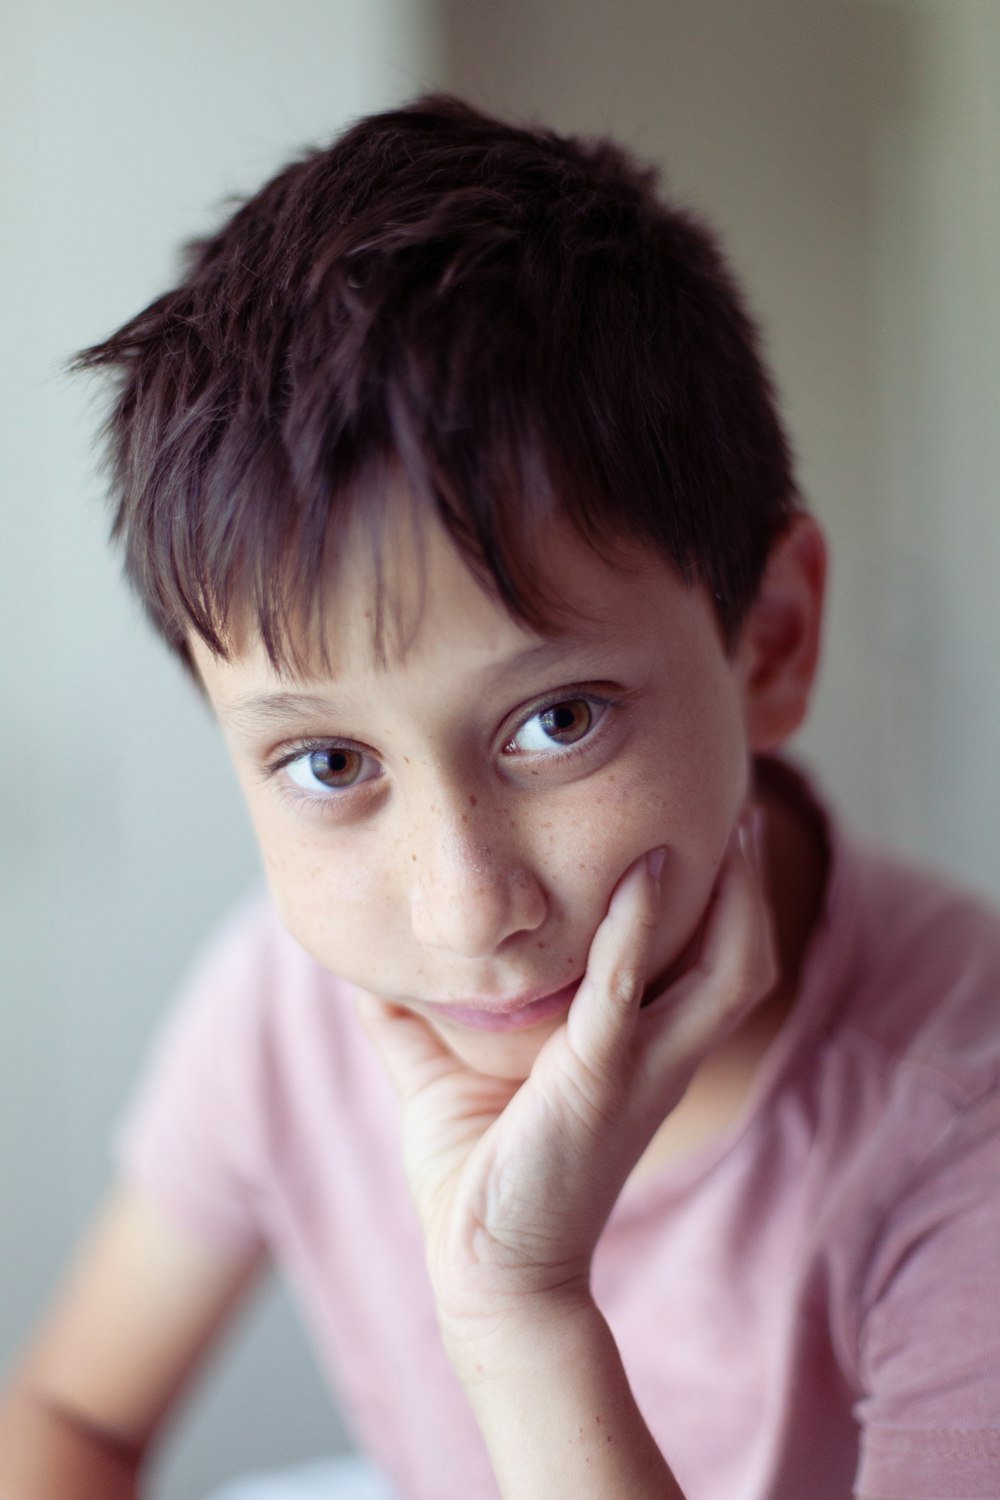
[0,4,444,1497]
[444,0,1000,899]
[861,0,1000,897]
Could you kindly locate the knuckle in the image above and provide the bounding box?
[606,961,644,1010]
[732,969,762,1007]
[723,971,763,1019]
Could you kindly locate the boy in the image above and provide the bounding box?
[1,94,998,1499]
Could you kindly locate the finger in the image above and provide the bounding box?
[637,814,777,1087]
[352,990,460,1102]
[564,847,665,1079]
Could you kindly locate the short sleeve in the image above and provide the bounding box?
[853,1094,1000,1499]
[113,894,277,1255]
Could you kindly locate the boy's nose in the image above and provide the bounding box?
[407,813,547,958]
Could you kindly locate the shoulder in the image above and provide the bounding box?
[160,886,354,1034]
[775,796,1000,1419]
[178,886,329,993]
[127,886,366,1143]
[833,832,1000,1105]
[116,887,386,1247]
[762,763,1000,1228]
[790,809,1000,1302]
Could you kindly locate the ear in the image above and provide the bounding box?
[736,513,827,751]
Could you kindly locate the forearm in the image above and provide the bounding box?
[453,1297,685,1500]
[0,1382,141,1500]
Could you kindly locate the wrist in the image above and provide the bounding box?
[444,1297,685,1500]
[440,1284,601,1392]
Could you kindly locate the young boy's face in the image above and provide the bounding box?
[193,501,759,1082]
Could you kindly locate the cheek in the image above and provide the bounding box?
[251,812,391,968]
[563,748,743,877]
[546,727,747,951]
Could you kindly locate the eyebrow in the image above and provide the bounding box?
[221,692,349,738]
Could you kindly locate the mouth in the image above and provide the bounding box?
[417,977,583,1033]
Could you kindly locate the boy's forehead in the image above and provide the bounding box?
[191,509,703,708]
[292,498,635,622]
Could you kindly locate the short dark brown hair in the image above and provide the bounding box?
[73,93,800,673]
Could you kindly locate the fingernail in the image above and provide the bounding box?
[738,808,766,871]
[646,846,667,886]
[752,806,766,869]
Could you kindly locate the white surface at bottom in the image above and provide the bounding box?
[205,1453,399,1500]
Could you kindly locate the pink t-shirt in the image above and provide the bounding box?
[116,765,1000,1499]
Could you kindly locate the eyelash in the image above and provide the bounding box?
[260,688,622,813]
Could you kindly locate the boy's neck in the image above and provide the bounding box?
[630,757,830,1185]
[753,755,831,1017]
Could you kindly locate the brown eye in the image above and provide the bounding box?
[509,698,598,754]
[287,746,371,792]
[310,748,363,786]
[539,700,593,743]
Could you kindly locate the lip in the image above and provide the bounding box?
[419,977,582,1033]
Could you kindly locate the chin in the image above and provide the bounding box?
[430,1015,560,1081]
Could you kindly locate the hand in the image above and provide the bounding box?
[354,811,777,1362]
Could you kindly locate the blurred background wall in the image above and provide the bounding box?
[1,2,996,1496]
